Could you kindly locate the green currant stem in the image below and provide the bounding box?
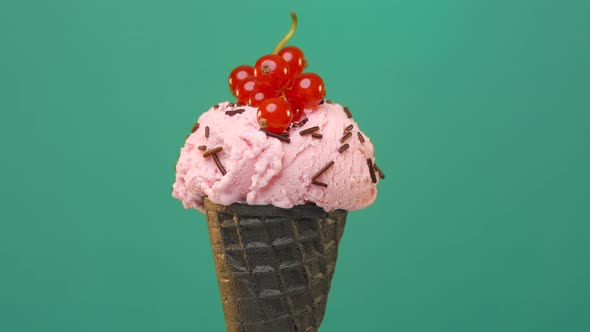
[272,12,298,55]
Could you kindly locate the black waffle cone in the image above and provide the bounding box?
[204,197,347,332]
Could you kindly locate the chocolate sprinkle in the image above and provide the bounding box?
[367,158,377,183]
[326,99,333,104]
[198,145,207,151]
[338,143,350,153]
[213,104,220,109]
[212,154,227,175]
[312,180,328,187]
[357,131,365,143]
[374,163,385,179]
[343,106,352,118]
[228,103,235,107]
[312,160,335,181]
[319,99,325,105]
[311,133,323,139]
[340,132,352,143]
[260,129,291,143]
[191,122,200,133]
[225,108,245,116]
[205,126,210,138]
[202,146,223,158]
[344,124,354,133]
[293,117,309,128]
[299,126,320,136]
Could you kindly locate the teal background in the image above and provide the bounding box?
[1,0,589,331]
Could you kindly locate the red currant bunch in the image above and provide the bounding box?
[227,47,326,133]
[226,13,327,134]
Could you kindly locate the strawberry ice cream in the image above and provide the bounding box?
[172,101,381,212]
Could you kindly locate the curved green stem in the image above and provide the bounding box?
[272,12,298,54]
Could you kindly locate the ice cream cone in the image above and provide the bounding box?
[204,197,347,332]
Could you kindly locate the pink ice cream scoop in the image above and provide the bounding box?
[172,101,381,212]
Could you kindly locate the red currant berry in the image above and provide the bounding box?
[228,65,254,97]
[254,54,290,89]
[257,98,293,134]
[249,83,280,107]
[287,73,326,108]
[234,77,256,105]
[287,99,304,121]
[278,46,306,79]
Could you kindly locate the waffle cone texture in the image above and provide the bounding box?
[204,197,348,332]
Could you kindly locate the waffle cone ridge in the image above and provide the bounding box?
[204,198,347,332]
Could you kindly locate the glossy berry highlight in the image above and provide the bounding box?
[228,65,254,96]
[254,54,290,90]
[257,98,293,134]
[287,99,304,121]
[286,73,325,108]
[279,46,307,79]
[249,83,279,107]
[234,77,256,105]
